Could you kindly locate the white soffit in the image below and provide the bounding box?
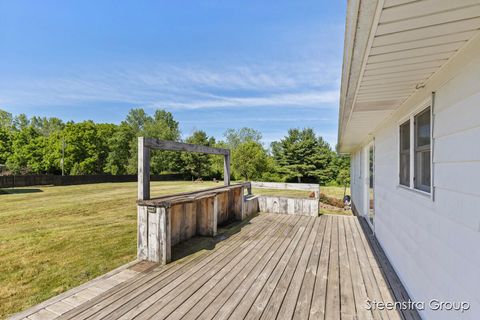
[339,0,480,153]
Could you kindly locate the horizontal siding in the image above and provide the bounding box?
[435,126,480,163]
[350,36,480,320]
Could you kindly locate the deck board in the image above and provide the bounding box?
[19,213,421,320]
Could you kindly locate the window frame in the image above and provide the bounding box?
[414,107,432,193]
[399,120,410,187]
[397,101,433,198]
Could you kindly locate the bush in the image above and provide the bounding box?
[260,172,285,182]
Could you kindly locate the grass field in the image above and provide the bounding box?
[0,181,349,318]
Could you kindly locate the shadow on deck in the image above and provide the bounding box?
[11,213,421,320]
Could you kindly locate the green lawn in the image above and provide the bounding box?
[0,181,351,318]
[0,181,219,318]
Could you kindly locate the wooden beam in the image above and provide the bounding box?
[144,138,229,156]
[223,154,231,186]
[138,137,150,200]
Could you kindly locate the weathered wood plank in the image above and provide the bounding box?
[292,217,327,320]
[26,309,58,320]
[338,217,356,320]
[160,215,294,320]
[197,216,304,320]
[114,215,289,320]
[225,216,311,320]
[242,216,316,320]
[137,137,150,200]
[223,154,230,186]
[58,214,272,320]
[271,217,323,319]
[196,196,215,236]
[45,301,74,316]
[144,138,229,156]
[251,181,320,195]
[310,215,333,319]
[137,206,148,260]
[216,191,229,225]
[159,207,171,264]
[344,216,374,320]
[348,218,385,320]
[147,210,161,263]
[325,216,341,320]
[53,214,421,320]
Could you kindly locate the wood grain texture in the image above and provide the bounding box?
[32,214,420,320]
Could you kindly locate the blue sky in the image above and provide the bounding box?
[0,0,346,146]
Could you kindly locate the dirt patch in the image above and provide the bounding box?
[319,192,344,208]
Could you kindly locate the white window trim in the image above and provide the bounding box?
[396,99,433,200]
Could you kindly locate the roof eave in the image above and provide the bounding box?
[337,0,381,154]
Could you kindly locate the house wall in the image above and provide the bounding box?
[350,35,480,320]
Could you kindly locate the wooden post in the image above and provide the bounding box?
[223,153,231,186]
[159,207,171,264]
[138,137,150,200]
[246,182,252,195]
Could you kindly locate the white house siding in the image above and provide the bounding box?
[350,36,480,320]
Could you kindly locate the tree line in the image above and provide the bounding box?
[0,108,350,186]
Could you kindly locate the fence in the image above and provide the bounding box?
[0,174,183,189]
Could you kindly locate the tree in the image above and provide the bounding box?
[0,109,13,129]
[60,121,111,175]
[232,141,269,180]
[123,108,182,174]
[335,155,351,186]
[104,123,135,175]
[272,128,335,184]
[224,127,262,149]
[13,114,30,130]
[6,127,45,174]
[181,130,215,179]
[125,108,151,134]
[30,116,64,136]
[337,169,350,186]
[0,127,12,165]
[146,109,182,174]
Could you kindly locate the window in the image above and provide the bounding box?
[414,107,431,192]
[398,106,432,193]
[399,121,410,186]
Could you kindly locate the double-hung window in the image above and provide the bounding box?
[398,106,432,193]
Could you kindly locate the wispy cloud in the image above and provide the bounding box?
[159,91,338,110]
[181,116,332,124]
[0,62,340,110]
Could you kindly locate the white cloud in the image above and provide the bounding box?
[159,91,338,109]
[0,62,340,110]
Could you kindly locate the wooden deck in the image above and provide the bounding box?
[15,213,421,320]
